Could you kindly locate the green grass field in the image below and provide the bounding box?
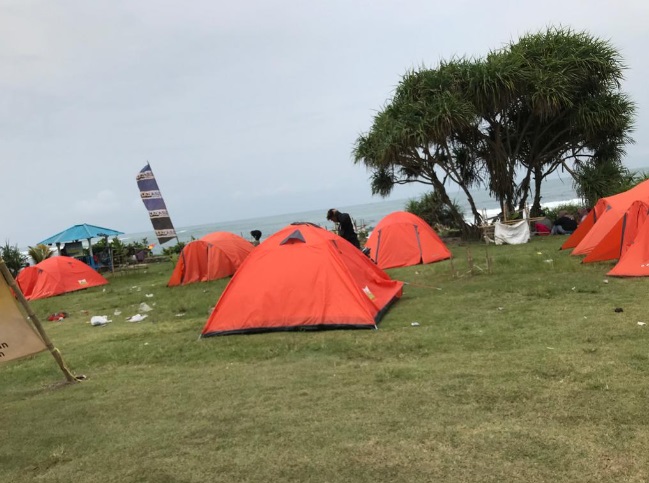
[2,237,649,482]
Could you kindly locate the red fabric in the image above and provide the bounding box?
[364,212,451,269]
[16,257,108,300]
[201,224,403,336]
[167,232,254,286]
[535,223,551,236]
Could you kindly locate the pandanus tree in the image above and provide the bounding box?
[353,62,486,235]
[499,28,635,213]
[27,244,53,264]
[354,27,635,228]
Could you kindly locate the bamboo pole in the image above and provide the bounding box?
[485,244,493,274]
[449,257,458,278]
[0,258,81,383]
[466,247,474,275]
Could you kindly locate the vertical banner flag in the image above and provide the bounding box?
[136,163,178,245]
[0,269,46,364]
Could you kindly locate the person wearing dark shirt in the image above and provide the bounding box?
[551,211,578,235]
[250,230,262,246]
[326,208,361,249]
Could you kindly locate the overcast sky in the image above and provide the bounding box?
[2,0,648,246]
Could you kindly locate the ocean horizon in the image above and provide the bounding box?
[121,175,581,251]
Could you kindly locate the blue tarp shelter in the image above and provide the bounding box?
[39,224,124,269]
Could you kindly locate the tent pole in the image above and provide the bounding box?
[0,258,81,383]
[105,236,114,273]
[87,238,94,268]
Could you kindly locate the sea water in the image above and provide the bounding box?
[122,175,580,250]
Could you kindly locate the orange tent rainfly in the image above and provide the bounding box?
[582,200,649,264]
[201,223,404,336]
[364,211,451,270]
[16,256,108,300]
[560,207,599,250]
[565,179,649,256]
[608,211,649,277]
[167,232,254,286]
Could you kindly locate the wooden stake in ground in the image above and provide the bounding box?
[466,248,475,275]
[485,244,493,274]
[0,258,81,383]
[449,257,458,278]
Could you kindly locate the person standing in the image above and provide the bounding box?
[250,230,262,246]
[326,208,361,249]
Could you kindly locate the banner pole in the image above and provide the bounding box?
[0,258,80,383]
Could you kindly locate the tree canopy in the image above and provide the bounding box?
[354,27,635,232]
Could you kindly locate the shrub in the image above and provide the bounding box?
[1,241,27,277]
[162,241,186,256]
[405,192,464,236]
[27,244,53,264]
[542,203,583,222]
[573,161,646,208]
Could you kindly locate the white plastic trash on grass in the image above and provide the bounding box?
[90,315,112,326]
[127,314,148,323]
[139,303,153,312]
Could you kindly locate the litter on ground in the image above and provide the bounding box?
[139,303,153,312]
[127,314,148,323]
[90,315,111,326]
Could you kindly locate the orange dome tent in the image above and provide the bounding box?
[167,232,254,287]
[16,256,108,300]
[364,211,451,270]
[201,223,403,336]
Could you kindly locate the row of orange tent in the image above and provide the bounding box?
[16,212,453,337]
[201,214,450,335]
[561,179,649,276]
[172,212,450,335]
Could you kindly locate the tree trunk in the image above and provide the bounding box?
[457,183,483,225]
[429,170,475,238]
[531,166,544,216]
[517,166,533,211]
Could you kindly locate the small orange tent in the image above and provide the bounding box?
[201,223,403,336]
[364,211,451,269]
[582,201,649,263]
[16,256,108,300]
[168,232,254,287]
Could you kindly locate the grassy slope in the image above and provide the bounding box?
[1,237,649,482]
